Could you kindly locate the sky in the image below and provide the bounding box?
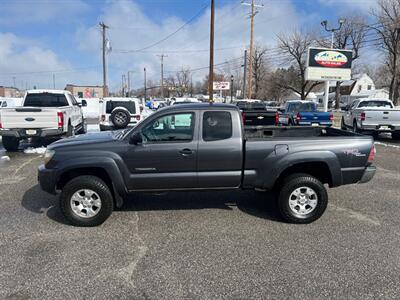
[0,0,379,93]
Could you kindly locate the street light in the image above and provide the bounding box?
[230,75,234,103]
[320,19,346,113]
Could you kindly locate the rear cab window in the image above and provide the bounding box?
[358,100,393,109]
[203,111,232,141]
[24,93,69,107]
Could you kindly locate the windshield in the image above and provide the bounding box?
[24,93,69,107]
[236,102,266,111]
[358,101,393,108]
[288,102,315,112]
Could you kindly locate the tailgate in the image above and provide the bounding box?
[364,109,400,126]
[0,108,59,129]
[299,111,331,122]
[244,110,276,126]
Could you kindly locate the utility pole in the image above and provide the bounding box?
[242,49,247,99]
[157,54,167,99]
[208,0,215,103]
[230,75,234,103]
[321,19,345,112]
[242,0,263,99]
[122,74,126,97]
[144,67,147,104]
[127,71,134,97]
[99,22,109,97]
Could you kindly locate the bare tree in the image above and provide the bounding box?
[251,45,270,99]
[277,31,322,99]
[319,16,367,109]
[371,0,400,105]
[176,67,191,97]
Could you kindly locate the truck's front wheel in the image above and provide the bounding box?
[60,175,114,227]
[2,136,20,152]
[278,173,328,224]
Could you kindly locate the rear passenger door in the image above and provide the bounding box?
[197,110,243,188]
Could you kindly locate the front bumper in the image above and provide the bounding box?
[38,164,58,194]
[0,128,63,138]
[359,166,376,184]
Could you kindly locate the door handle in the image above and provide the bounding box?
[179,148,193,156]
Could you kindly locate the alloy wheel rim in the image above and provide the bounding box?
[115,112,127,125]
[70,189,102,218]
[288,186,318,216]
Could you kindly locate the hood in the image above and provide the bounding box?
[48,131,117,150]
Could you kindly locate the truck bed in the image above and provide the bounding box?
[245,126,358,139]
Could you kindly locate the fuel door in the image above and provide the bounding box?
[275,144,289,156]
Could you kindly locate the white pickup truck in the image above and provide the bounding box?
[0,90,87,151]
[342,98,400,139]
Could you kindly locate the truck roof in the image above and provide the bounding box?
[26,89,72,95]
[160,102,239,112]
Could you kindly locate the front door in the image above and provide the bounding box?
[125,112,198,190]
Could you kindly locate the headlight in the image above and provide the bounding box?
[44,149,55,165]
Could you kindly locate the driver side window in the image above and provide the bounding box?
[141,113,195,143]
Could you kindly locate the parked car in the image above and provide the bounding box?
[38,103,376,227]
[0,98,16,108]
[279,100,333,127]
[0,90,86,151]
[235,101,278,127]
[341,98,400,139]
[99,98,142,131]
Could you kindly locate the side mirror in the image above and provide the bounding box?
[81,99,87,107]
[129,132,142,145]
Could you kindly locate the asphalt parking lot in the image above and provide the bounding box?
[0,133,400,299]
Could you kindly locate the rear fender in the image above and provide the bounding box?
[260,150,342,189]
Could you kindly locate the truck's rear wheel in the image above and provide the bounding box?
[2,136,20,152]
[278,173,328,224]
[60,175,114,227]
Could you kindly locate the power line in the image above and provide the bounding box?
[121,1,209,53]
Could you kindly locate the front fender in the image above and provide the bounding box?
[55,156,128,206]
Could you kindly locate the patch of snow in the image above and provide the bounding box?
[1,156,10,161]
[24,147,47,154]
[87,124,99,133]
[374,141,400,149]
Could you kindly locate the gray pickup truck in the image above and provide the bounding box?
[38,103,376,227]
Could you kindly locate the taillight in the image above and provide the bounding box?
[101,114,106,122]
[360,112,366,121]
[133,115,141,121]
[241,111,246,124]
[296,113,301,122]
[0,122,2,129]
[57,112,64,129]
[275,111,279,125]
[368,145,376,163]
[329,114,334,121]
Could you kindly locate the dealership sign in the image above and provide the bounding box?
[213,81,230,90]
[305,47,353,81]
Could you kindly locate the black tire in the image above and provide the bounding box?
[60,175,114,227]
[352,120,359,133]
[77,119,87,135]
[341,117,347,130]
[110,108,130,129]
[392,131,400,140]
[2,136,20,152]
[278,173,328,224]
[66,122,74,137]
